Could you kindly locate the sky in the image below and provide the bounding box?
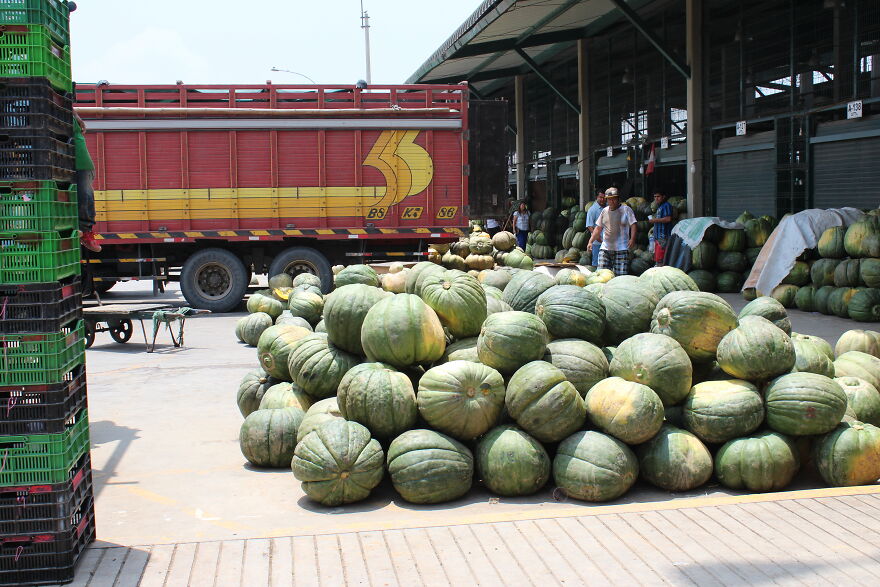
[70,0,480,86]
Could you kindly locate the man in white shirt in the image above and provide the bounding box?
[586,187,637,276]
[485,217,500,237]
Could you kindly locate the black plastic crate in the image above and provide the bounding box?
[0,496,94,586]
[0,452,91,535]
[0,277,81,334]
[0,364,86,435]
[0,128,73,182]
[0,78,71,137]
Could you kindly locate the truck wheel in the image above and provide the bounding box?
[268,247,333,293]
[181,248,248,312]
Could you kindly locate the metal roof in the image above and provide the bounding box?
[407,0,654,92]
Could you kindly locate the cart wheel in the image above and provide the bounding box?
[110,319,133,344]
[84,322,95,349]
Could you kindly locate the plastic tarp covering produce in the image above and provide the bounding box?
[744,208,864,294]
[664,217,744,271]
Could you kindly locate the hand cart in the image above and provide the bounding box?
[82,303,210,352]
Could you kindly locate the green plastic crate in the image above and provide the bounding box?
[0,24,71,92]
[0,320,84,386]
[0,408,89,486]
[0,0,70,45]
[0,180,76,232]
[0,228,80,284]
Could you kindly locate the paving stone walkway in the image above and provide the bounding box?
[61,489,880,586]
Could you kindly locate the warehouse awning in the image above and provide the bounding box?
[407,0,663,94]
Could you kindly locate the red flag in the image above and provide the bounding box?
[645,143,656,175]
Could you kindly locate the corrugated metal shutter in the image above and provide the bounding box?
[813,118,880,210]
[714,131,776,220]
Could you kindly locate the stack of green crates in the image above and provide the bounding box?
[0,2,95,586]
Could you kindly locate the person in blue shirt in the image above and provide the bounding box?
[584,190,606,266]
[649,191,674,266]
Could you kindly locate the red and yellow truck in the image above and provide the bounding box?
[76,83,506,311]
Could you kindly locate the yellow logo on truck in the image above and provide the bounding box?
[94,130,437,223]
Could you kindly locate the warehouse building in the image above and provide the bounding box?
[408,0,880,220]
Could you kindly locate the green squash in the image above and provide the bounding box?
[419,269,487,338]
[637,424,713,491]
[268,273,293,289]
[600,276,660,344]
[815,421,880,486]
[834,259,863,287]
[585,377,664,445]
[691,241,718,270]
[542,339,609,397]
[848,288,880,322]
[844,216,880,258]
[718,229,745,252]
[334,264,380,288]
[477,311,549,374]
[736,211,755,224]
[717,251,747,273]
[765,372,847,436]
[322,284,387,355]
[314,319,326,333]
[292,272,322,289]
[744,217,773,248]
[297,398,344,439]
[486,296,513,315]
[716,272,744,294]
[814,285,836,314]
[682,380,764,444]
[738,296,791,335]
[555,268,587,287]
[771,284,799,308]
[834,351,880,390]
[287,333,360,400]
[501,270,555,313]
[818,226,847,258]
[237,369,275,417]
[361,293,446,368]
[688,269,716,292]
[742,287,758,301]
[639,266,699,299]
[405,261,446,295]
[745,246,763,266]
[441,337,479,363]
[478,269,512,290]
[387,429,473,504]
[790,337,835,377]
[836,376,880,426]
[417,360,505,441]
[287,290,324,326]
[651,291,738,363]
[482,284,503,300]
[256,325,313,381]
[553,430,638,502]
[258,381,313,411]
[781,261,811,286]
[275,311,313,330]
[491,231,516,252]
[715,431,799,492]
[716,316,795,381]
[534,285,604,343]
[476,425,550,497]
[792,333,834,362]
[505,360,587,443]
[794,285,816,312]
[609,333,692,406]
[292,420,385,506]
[246,293,284,319]
[235,312,274,346]
[835,330,880,358]
[336,362,417,439]
[239,407,304,468]
[828,287,861,318]
[810,259,841,287]
[859,258,880,288]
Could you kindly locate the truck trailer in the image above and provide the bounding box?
[75,83,507,311]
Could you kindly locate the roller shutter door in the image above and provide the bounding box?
[714,131,776,221]
[813,118,880,210]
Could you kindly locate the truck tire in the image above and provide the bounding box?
[181,248,248,312]
[268,246,333,293]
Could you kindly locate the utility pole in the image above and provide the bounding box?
[360,1,372,84]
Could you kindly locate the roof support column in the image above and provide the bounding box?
[686,0,704,217]
[515,74,527,202]
[577,38,592,208]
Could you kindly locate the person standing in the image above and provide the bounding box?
[649,191,673,266]
[74,112,101,252]
[586,188,637,276]
[485,216,500,237]
[512,202,530,250]
[584,190,607,266]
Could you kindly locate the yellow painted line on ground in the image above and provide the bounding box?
[260,483,880,539]
[125,486,244,533]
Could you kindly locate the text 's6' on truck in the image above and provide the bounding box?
[76,83,508,312]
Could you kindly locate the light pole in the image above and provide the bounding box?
[360,1,372,84]
[269,67,317,84]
